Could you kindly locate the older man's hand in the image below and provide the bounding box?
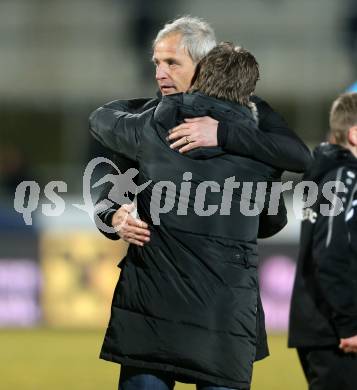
[112,203,150,246]
[339,335,357,353]
[168,116,219,153]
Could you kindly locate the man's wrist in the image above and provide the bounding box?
[104,209,117,229]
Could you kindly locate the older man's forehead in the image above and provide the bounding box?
[153,34,187,55]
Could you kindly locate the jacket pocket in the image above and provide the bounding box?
[173,229,258,288]
[203,235,258,269]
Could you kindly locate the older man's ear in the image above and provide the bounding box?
[348,125,357,146]
[347,126,357,158]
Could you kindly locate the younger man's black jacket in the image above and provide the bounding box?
[92,93,311,240]
[89,92,308,388]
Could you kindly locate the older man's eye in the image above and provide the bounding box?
[167,59,178,66]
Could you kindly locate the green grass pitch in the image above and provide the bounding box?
[0,329,306,390]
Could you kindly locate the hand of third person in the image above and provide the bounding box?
[339,335,357,353]
[112,203,150,246]
[168,116,218,153]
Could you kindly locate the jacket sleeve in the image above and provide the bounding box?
[313,167,357,338]
[90,98,155,240]
[101,97,157,112]
[89,105,154,161]
[218,97,312,173]
[258,192,287,238]
[94,153,138,240]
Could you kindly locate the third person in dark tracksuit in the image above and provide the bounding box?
[289,93,357,390]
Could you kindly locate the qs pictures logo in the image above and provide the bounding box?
[13,157,152,232]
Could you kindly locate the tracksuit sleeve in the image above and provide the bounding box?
[313,168,357,338]
[89,105,154,161]
[102,97,156,112]
[258,192,287,238]
[217,98,312,173]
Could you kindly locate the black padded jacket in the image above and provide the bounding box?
[89,92,309,388]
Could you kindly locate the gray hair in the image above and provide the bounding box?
[153,16,217,63]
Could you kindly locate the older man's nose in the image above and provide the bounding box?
[156,65,168,80]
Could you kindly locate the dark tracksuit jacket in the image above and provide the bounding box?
[289,143,357,348]
[89,92,311,389]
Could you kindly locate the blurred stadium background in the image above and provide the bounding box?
[0,0,356,389]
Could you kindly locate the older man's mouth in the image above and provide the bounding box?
[160,85,176,94]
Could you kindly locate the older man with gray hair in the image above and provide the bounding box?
[96,16,310,245]
[91,16,311,390]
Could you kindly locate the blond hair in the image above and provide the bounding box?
[330,93,357,145]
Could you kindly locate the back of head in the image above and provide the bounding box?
[330,93,357,146]
[189,42,260,106]
[153,16,216,63]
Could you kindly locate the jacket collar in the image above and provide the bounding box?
[154,92,255,130]
[307,143,357,181]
